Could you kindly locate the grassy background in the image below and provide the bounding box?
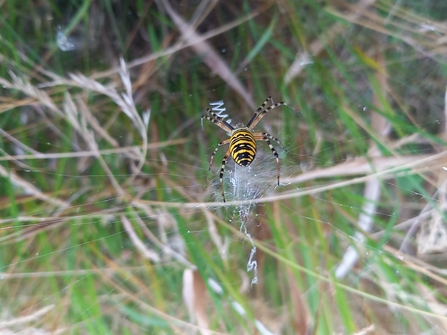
[1,0,447,334]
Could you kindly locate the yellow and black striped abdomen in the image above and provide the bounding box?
[229,129,257,167]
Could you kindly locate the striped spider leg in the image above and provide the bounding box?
[253,132,287,187]
[247,96,297,130]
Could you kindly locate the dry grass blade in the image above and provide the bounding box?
[350,324,375,335]
[121,215,161,263]
[203,208,229,259]
[0,129,40,155]
[1,218,66,243]
[91,7,264,80]
[0,304,54,327]
[161,1,255,108]
[0,139,186,161]
[287,270,311,334]
[76,98,120,147]
[133,213,193,267]
[284,155,427,185]
[0,72,64,117]
[0,267,146,279]
[182,269,210,335]
[0,164,69,209]
[401,84,447,255]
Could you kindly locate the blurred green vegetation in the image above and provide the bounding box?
[0,0,447,334]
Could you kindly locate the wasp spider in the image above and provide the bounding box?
[202,96,295,202]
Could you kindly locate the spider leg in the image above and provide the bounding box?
[219,148,231,203]
[254,134,281,186]
[208,139,231,171]
[246,96,274,128]
[208,109,225,121]
[256,96,274,112]
[201,109,234,133]
[247,96,297,130]
[254,132,287,152]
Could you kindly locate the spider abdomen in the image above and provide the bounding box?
[229,129,257,167]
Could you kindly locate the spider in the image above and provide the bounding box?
[202,96,295,202]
